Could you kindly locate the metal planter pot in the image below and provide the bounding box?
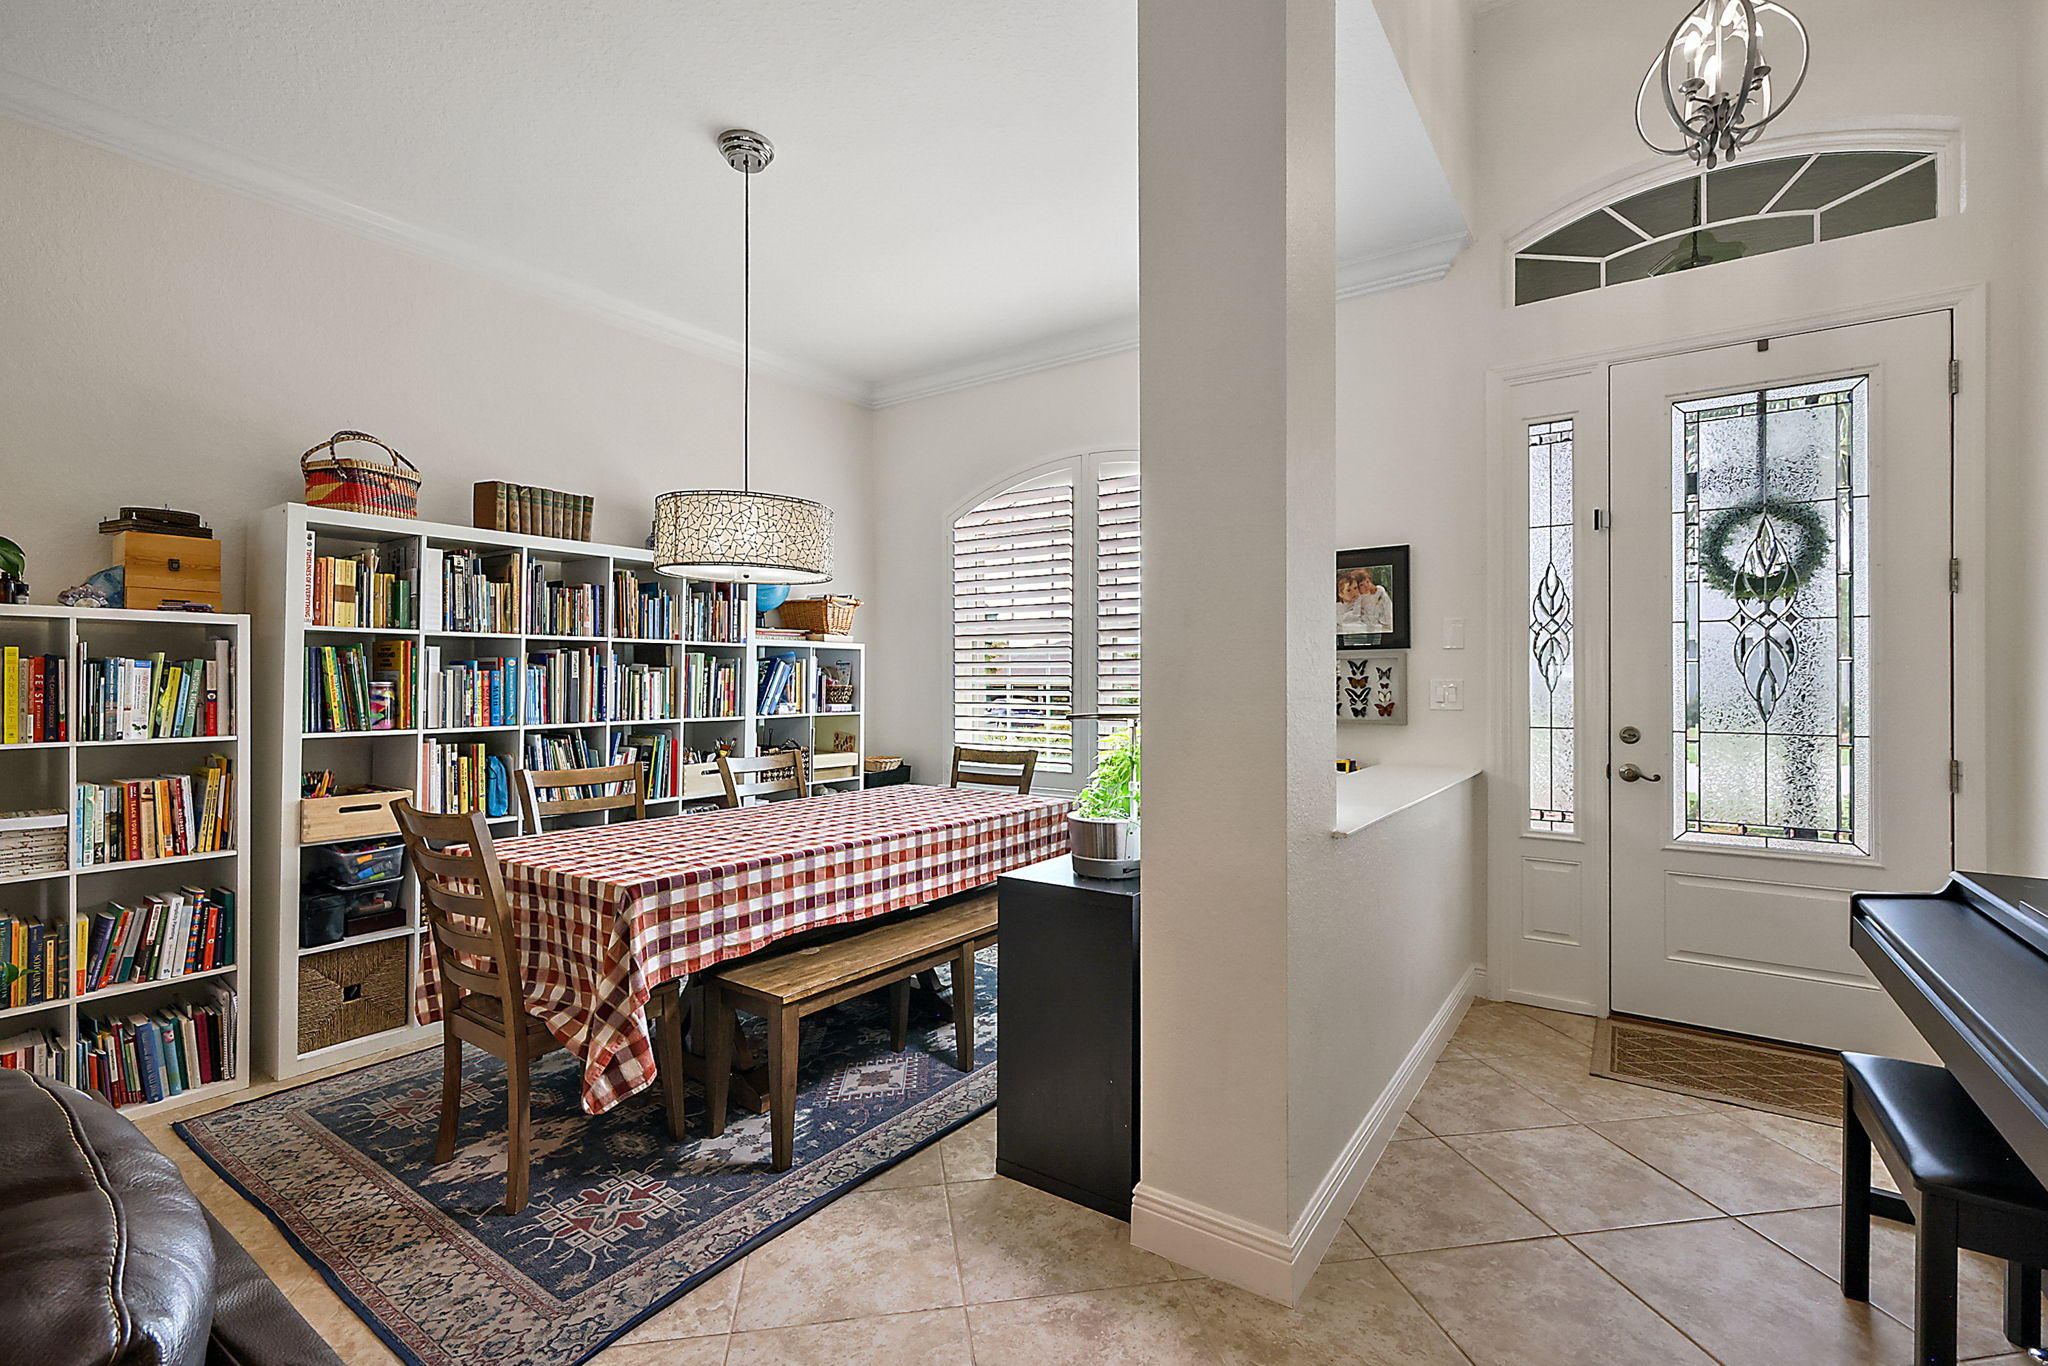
[1069,815,1140,880]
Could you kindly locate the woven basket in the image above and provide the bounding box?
[302,431,422,519]
[864,755,903,773]
[779,595,861,635]
[298,937,409,1052]
[824,680,857,708]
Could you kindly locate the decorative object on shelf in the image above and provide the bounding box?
[1335,757,1361,773]
[97,506,212,539]
[753,583,792,615]
[1336,544,1410,651]
[1067,713,1139,879]
[59,572,118,608]
[300,431,422,519]
[654,130,833,585]
[103,528,222,611]
[1339,653,1407,725]
[0,534,26,604]
[778,595,861,637]
[1635,0,1809,169]
[473,481,594,540]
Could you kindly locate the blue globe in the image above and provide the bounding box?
[754,584,792,614]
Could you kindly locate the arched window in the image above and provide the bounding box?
[952,452,1138,777]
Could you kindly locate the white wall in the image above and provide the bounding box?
[0,115,873,610]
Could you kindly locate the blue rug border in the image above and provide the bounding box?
[174,1046,997,1366]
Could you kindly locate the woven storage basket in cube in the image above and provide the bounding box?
[298,937,409,1053]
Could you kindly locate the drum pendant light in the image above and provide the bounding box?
[654,129,833,584]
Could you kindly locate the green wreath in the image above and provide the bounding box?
[1699,499,1831,601]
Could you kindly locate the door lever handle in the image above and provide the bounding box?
[1617,764,1662,783]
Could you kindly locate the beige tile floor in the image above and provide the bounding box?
[136,1002,2043,1365]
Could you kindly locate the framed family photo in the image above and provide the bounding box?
[1336,545,1410,651]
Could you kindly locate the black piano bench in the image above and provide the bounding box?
[1842,1052,2048,1366]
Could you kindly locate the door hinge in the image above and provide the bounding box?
[1951,358,1961,396]
[1950,557,1962,594]
[1592,508,1610,532]
[1951,760,1963,794]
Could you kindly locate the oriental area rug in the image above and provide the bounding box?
[178,957,998,1366]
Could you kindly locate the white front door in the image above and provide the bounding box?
[1607,313,1953,1052]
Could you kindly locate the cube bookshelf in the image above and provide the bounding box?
[252,503,865,1078]
[0,604,251,1116]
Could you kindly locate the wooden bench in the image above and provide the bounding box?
[704,892,997,1171]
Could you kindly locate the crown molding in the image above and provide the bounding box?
[871,231,1471,408]
[0,67,871,405]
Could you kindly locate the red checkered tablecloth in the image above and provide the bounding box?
[415,783,1069,1113]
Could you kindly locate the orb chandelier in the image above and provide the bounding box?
[654,129,834,584]
[1634,0,1810,169]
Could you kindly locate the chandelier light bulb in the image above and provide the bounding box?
[1636,0,1809,169]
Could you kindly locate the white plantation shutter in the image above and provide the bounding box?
[953,479,1077,771]
[1096,467,1140,716]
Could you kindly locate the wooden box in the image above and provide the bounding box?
[301,787,411,842]
[298,938,410,1053]
[109,531,223,610]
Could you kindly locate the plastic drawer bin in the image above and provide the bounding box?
[301,884,405,948]
[304,839,405,890]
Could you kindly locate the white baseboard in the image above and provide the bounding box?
[1130,963,1481,1305]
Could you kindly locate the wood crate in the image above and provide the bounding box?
[109,531,223,610]
[301,787,411,842]
[298,938,410,1053]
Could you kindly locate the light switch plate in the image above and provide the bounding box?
[1442,617,1466,650]
[1429,679,1463,711]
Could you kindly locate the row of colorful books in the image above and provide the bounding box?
[614,662,676,721]
[686,651,742,719]
[303,539,415,629]
[304,641,414,732]
[76,645,231,741]
[527,566,603,637]
[77,987,237,1109]
[424,650,516,729]
[612,731,677,800]
[81,886,234,993]
[418,739,511,818]
[429,548,520,634]
[0,1028,65,1082]
[685,583,748,643]
[524,646,609,724]
[73,757,235,866]
[3,914,64,1007]
[613,573,675,640]
[2,648,66,744]
[755,651,815,716]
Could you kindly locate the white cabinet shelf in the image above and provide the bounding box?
[252,503,866,1079]
[0,604,251,1116]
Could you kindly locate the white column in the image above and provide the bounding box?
[1133,0,1337,1303]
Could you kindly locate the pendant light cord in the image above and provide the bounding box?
[743,164,752,495]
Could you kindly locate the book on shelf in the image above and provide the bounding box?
[684,651,740,719]
[615,661,676,721]
[473,481,594,540]
[526,562,603,637]
[80,886,234,993]
[685,583,746,643]
[610,731,676,799]
[0,1027,66,1082]
[3,914,65,1008]
[422,647,516,728]
[73,755,234,867]
[370,639,417,730]
[3,647,67,744]
[754,651,815,716]
[74,641,232,741]
[419,739,510,817]
[77,982,236,1108]
[523,645,608,724]
[612,572,676,639]
[0,809,67,878]
[302,533,414,628]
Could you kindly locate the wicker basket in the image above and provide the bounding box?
[824,680,857,708]
[298,937,410,1053]
[864,755,904,773]
[779,595,861,635]
[302,431,422,519]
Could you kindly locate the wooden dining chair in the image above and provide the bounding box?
[950,745,1038,795]
[392,801,688,1214]
[515,760,647,835]
[717,749,809,808]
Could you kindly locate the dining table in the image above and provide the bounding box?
[414,782,1071,1113]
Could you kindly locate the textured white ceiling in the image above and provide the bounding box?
[0,1,1465,403]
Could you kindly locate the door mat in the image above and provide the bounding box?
[1593,1015,1841,1126]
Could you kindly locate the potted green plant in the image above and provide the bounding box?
[1069,724,1140,879]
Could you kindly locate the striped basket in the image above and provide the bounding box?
[301,431,422,519]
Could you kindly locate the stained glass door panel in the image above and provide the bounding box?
[1672,378,1869,852]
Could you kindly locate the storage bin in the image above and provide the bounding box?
[300,884,406,948]
[298,938,410,1052]
[304,839,405,889]
[300,786,409,842]
[777,596,860,635]
[863,763,914,789]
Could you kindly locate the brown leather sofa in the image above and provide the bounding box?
[0,1067,344,1366]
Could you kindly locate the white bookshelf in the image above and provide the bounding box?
[251,503,866,1079]
[0,604,253,1116]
